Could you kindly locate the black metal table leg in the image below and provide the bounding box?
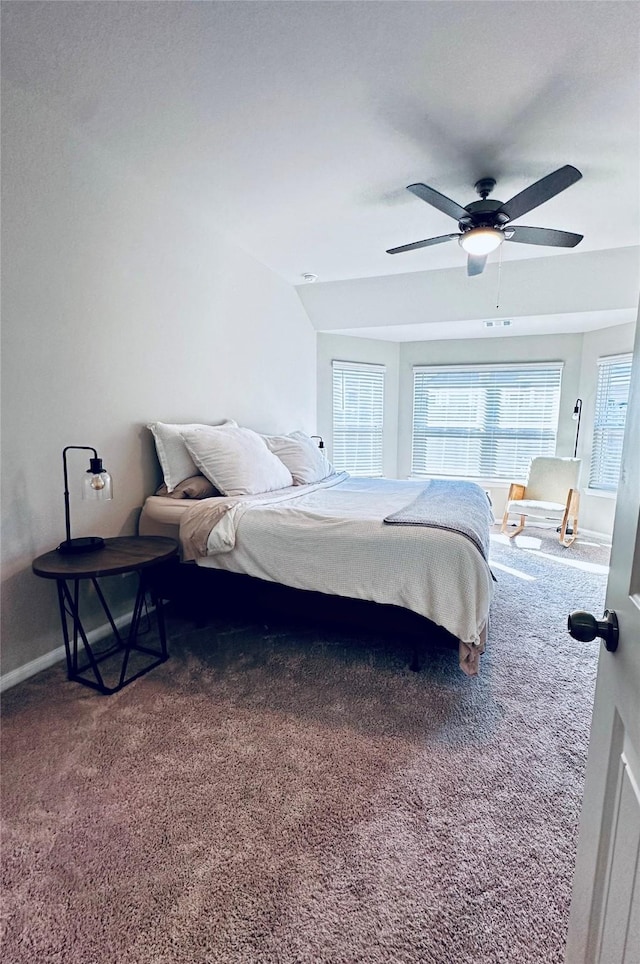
[54,572,169,694]
[32,536,179,695]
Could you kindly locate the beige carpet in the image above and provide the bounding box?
[1,527,610,963]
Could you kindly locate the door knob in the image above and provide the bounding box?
[567,610,619,652]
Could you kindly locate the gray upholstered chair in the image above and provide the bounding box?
[501,456,581,547]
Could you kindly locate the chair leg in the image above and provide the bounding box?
[502,512,525,538]
[559,489,579,547]
[561,513,578,547]
[500,510,510,534]
[501,484,527,538]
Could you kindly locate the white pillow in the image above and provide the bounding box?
[148,419,236,492]
[263,431,334,484]
[180,425,293,496]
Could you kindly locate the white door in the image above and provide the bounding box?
[565,313,640,963]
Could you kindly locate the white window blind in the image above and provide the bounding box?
[589,353,632,491]
[332,360,385,476]
[412,362,563,481]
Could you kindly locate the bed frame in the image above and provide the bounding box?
[162,560,482,671]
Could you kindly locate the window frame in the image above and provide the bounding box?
[331,360,385,477]
[411,361,564,483]
[588,352,633,492]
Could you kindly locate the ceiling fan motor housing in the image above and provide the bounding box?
[459,199,510,232]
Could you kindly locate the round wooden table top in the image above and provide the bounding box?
[32,536,179,580]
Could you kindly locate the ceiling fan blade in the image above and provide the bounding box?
[507,225,584,247]
[467,254,488,277]
[386,233,458,255]
[407,183,469,222]
[497,165,582,223]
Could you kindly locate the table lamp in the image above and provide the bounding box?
[58,446,113,554]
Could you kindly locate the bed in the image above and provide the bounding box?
[139,423,494,675]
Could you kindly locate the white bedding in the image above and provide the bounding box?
[140,474,494,675]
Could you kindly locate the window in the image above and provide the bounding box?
[589,353,632,491]
[412,363,563,481]
[332,360,385,476]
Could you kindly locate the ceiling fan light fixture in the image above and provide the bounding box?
[459,227,504,256]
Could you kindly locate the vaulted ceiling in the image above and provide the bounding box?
[3,1,639,339]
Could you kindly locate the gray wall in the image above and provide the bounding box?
[318,323,637,534]
[1,80,317,680]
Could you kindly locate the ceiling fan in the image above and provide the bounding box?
[386,165,583,276]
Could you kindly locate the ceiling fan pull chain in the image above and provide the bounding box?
[496,243,504,309]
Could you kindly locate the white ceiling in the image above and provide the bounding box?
[3,1,640,339]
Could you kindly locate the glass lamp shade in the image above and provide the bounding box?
[83,459,113,501]
[459,227,504,256]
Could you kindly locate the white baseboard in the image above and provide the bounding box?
[576,527,613,545]
[0,609,135,693]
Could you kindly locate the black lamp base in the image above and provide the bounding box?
[57,536,106,555]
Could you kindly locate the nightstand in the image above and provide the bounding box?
[32,536,179,694]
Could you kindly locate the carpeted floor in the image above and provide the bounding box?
[1,526,610,963]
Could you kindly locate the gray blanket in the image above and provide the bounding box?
[384,479,493,561]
